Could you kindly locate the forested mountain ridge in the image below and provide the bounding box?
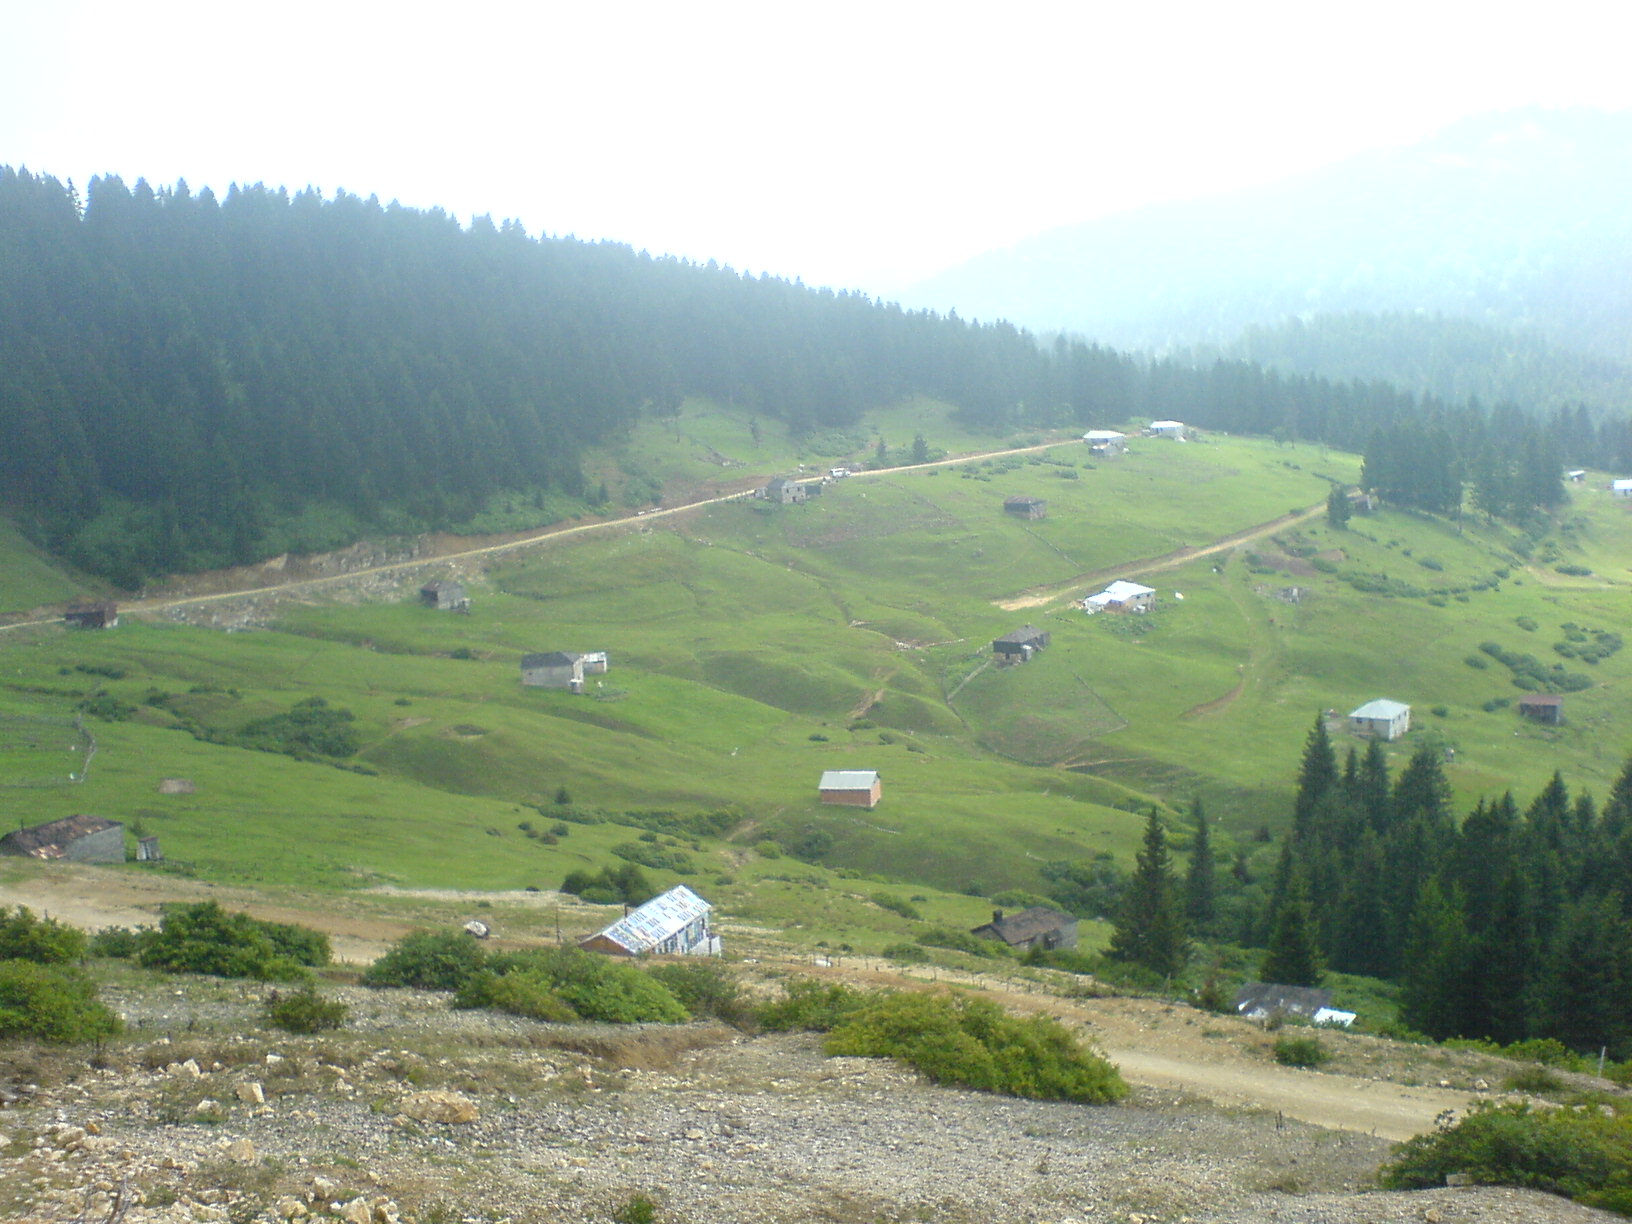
[0,164,1623,589]
[904,108,1632,412]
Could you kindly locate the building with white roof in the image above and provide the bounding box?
[818,769,881,808]
[1349,699,1411,741]
[578,884,720,957]
[1082,580,1156,614]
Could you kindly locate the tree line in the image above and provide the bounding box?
[2,167,1623,586]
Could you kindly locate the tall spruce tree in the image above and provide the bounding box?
[1110,809,1189,978]
[1184,800,1217,936]
[1260,874,1323,987]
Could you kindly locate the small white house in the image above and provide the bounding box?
[1083,430,1126,455]
[1149,420,1186,439]
[1613,479,1632,497]
[1349,698,1411,740]
[1083,580,1156,614]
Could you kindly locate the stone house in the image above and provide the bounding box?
[0,814,125,863]
[63,602,118,629]
[763,478,810,504]
[419,580,470,611]
[521,650,609,694]
[970,906,1077,953]
[1003,495,1048,521]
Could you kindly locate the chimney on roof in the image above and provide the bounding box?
[992,909,1004,924]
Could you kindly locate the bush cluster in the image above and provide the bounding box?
[560,863,654,906]
[453,947,688,1024]
[1273,1033,1329,1067]
[0,906,88,964]
[0,960,123,1045]
[824,992,1127,1104]
[138,901,330,981]
[1381,1101,1632,1215]
[361,929,487,991]
[754,979,870,1033]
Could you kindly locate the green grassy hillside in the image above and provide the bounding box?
[4,419,1630,954]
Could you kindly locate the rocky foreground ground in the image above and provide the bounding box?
[0,974,1620,1224]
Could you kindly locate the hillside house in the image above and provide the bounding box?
[819,769,881,808]
[419,580,470,612]
[1614,480,1632,497]
[1082,580,1156,614]
[63,602,118,629]
[1083,430,1126,456]
[1234,983,1355,1027]
[1349,698,1411,740]
[970,906,1077,953]
[1518,694,1564,726]
[763,478,810,504]
[1567,470,1586,483]
[0,814,125,864]
[992,625,1050,661]
[520,650,609,694]
[1149,420,1186,439]
[579,884,720,957]
[1003,495,1048,520]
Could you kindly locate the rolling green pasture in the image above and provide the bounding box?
[4,419,1631,945]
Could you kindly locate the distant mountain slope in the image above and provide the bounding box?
[904,108,1632,407]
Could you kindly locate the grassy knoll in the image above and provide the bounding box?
[4,418,1632,943]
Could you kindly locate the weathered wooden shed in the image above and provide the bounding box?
[1518,694,1564,725]
[992,625,1050,660]
[1003,495,1048,520]
[63,602,118,629]
[419,580,470,611]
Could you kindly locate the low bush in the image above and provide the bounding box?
[645,961,753,1029]
[0,961,123,1044]
[560,863,654,905]
[755,979,870,1033]
[1273,1033,1329,1067]
[1381,1101,1632,1214]
[138,902,328,982]
[454,948,687,1024]
[824,992,1127,1104]
[87,926,146,959]
[265,984,349,1033]
[871,893,921,920]
[0,906,88,964]
[362,930,487,991]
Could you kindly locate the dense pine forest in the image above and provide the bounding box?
[2,166,1628,587]
[1260,725,1632,1058]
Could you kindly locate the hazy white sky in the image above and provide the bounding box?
[5,0,1630,294]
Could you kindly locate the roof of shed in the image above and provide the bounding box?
[1233,982,1334,1018]
[972,907,1075,946]
[521,651,581,668]
[818,770,879,790]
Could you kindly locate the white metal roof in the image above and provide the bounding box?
[819,770,879,790]
[1101,580,1155,600]
[1150,420,1185,430]
[589,885,711,954]
[1614,479,1632,491]
[1351,699,1410,720]
[1083,430,1125,442]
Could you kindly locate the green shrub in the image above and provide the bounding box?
[234,696,360,757]
[1273,1033,1328,1067]
[645,961,753,1028]
[0,906,88,964]
[265,984,349,1033]
[611,1194,658,1224]
[138,902,326,982]
[871,893,921,920]
[560,863,654,905]
[755,979,870,1033]
[87,926,147,960]
[453,970,576,1022]
[362,930,487,991]
[455,948,687,1024]
[1382,1101,1632,1213]
[824,992,1127,1104]
[915,926,1002,958]
[0,961,123,1044]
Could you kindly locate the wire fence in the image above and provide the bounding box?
[0,712,95,786]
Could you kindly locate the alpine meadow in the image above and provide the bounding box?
[8,141,1632,1223]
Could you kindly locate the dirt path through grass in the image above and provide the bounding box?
[995,504,1327,612]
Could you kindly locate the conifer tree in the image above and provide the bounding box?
[1260,874,1323,987]
[1184,800,1217,936]
[1109,809,1188,978]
